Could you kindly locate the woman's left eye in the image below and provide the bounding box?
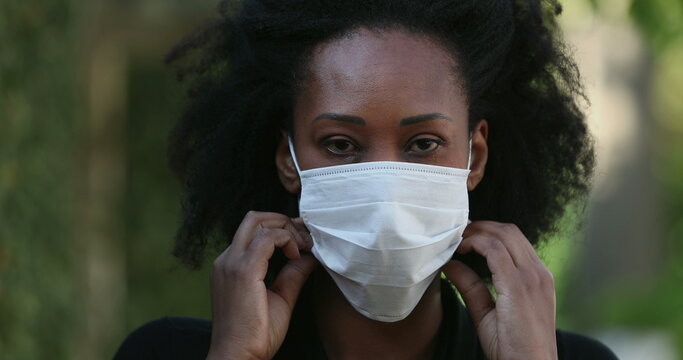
[408,138,442,153]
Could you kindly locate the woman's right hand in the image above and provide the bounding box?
[206,211,317,360]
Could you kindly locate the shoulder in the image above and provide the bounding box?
[556,329,619,360]
[113,317,212,360]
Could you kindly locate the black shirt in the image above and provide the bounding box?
[114,281,618,359]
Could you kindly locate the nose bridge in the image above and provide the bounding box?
[365,139,402,162]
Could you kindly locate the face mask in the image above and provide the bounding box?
[289,138,470,322]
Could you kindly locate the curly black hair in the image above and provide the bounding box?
[165,0,594,278]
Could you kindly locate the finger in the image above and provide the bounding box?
[486,222,541,268]
[247,227,301,261]
[232,211,306,252]
[283,218,310,250]
[442,260,495,330]
[291,218,313,251]
[269,253,318,310]
[240,227,301,282]
[231,211,285,251]
[456,234,515,273]
[462,221,537,269]
[457,234,523,295]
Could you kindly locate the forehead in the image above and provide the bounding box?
[298,27,466,118]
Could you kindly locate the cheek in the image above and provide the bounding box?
[426,124,471,169]
[427,145,467,168]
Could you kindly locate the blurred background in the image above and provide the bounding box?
[1,0,681,359]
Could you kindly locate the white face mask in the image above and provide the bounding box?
[289,139,470,322]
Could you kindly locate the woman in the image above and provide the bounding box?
[116,0,617,359]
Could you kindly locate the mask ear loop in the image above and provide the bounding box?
[467,136,473,171]
[287,136,303,174]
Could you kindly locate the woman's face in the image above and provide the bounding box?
[277,27,488,191]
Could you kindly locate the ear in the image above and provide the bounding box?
[467,120,488,191]
[275,132,301,194]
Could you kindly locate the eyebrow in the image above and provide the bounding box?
[313,112,453,126]
[399,113,453,125]
[313,113,366,125]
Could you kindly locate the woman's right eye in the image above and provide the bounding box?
[322,138,357,155]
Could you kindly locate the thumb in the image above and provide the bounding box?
[269,253,318,310]
[442,260,495,329]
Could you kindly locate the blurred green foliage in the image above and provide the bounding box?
[121,59,211,332]
[596,40,683,350]
[0,1,214,358]
[590,0,683,350]
[1,0,82,359]
[630,0,683,50]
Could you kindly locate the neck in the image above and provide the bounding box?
[312,269,443,360]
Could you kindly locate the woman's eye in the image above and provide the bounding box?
[408,138,442,153]
[323,138,357,154]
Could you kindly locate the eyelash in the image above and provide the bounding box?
[407,137,444,153]
[321,137,445,156]
[321,138,358,155]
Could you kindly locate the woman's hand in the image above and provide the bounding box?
[442,221,557,360]
[207,211,317,360]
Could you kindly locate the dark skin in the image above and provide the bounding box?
[207,28,557,360]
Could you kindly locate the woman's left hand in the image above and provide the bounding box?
[442,221,558,360]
